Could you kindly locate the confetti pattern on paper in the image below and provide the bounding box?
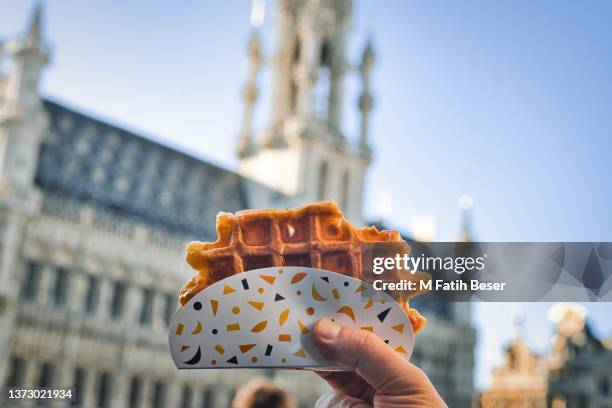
[169,267,414,369]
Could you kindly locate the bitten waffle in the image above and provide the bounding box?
[179,201,426,333]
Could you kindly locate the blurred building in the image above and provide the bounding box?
[479,305,612,408]
[547,306,612,407]
[0,1,474,407]
[479,317,549,407]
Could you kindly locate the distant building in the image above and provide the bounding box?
[479,330,549,407]
[547,306,612,407]
[0,1,475,407]
[479,305,612,408]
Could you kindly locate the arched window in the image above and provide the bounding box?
[314,39,332,119]
[317,160,328,201]
[341,170,350,211]
[290,38,301,112]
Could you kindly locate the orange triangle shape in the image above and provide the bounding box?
[298,320,310,334]
[392,324,404,333]
[336,305,356,322]
[210,299,219,316]
[354,284,365,293]
[259,275,276,285]
[223,284,236,294]
[247,301,264,311]
[293,349,305,358]
[291,272,307,284]
[395,345,407,354]
[239,344,256,353]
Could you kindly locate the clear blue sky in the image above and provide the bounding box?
[2,0,611,391]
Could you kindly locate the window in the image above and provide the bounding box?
[151,381,166,408]
[600,376,610,396]
[139,288,153,326]
[84,276,99,315]
[5,357,25,387]
[180,385,192,408]
[128,377,142,407]
[317,160,328,201]
[314,40,332,119]
[109,281,126,319]
[341,170,350,212]
[20,261,42,301]
[95,372,112,408]
[163,293,175,328]
[50,267,70,307]
[72,367,87,406]
[201,388,214,408]
[38,362,55,388]
[290,39,301,112]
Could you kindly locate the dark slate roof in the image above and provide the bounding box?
[35,99,251,238]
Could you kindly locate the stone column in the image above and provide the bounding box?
[111,366,130,408]
[23,359,38,387]
[67,272,87,314]
[191,384,203,408]
[141,378,152,407]
[130,286,144,327]
[165,377,181,407]
[0,215,25,386]
[83,368,96,407]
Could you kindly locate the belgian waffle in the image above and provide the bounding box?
[180,201,427,333]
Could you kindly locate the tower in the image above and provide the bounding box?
[0,3,50,386]
[0,3,49,206]
[236,0,373,225]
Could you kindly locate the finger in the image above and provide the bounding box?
[315,391,372,408]
[312,318,425,391]
[315,371,374,402]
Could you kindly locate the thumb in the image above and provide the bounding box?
[312,318,424,391]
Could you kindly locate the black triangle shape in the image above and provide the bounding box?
[320,276,329,283]
[274,293,285,302]
[227,356,238,365]
[384,340,389,344]
[377,308,391,323]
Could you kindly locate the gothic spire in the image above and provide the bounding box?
[358,38,375,158]
[236,1,265,159]
[458,193,474,242]
[26,2,43,45]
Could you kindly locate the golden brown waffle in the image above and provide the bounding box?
[180,201,427,333]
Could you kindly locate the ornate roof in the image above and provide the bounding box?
[35,99,255,238]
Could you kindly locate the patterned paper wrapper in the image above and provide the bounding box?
[169,267,414,370]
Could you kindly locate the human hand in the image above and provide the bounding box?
[312,318,447,408]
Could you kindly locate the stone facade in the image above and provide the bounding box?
[0,2,476,407]
[479,305,612,408]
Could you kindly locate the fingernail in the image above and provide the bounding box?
[317,318,341,340]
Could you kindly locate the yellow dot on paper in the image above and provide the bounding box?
[258,288,264,294]
[251,356,258,363]
[232,306,240,315]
